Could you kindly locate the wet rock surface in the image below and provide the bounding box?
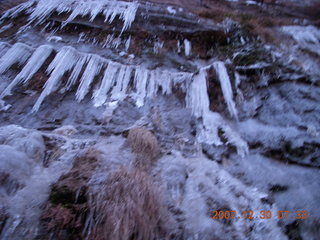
[0,0,319,239]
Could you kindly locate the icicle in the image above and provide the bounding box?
[89,2,105,22]
[65,55,88,90]
[63,2,92,27]
[184,39,192,56]
[234,71,241,88]
[133,68,149,107]
[157,70,173,95]
[0,0,35,21]
[120,2,138,34]
[1,45,53,98]
[147,70,158,97]
[0,23,13,33]
[213,61,238,120]
[110,66,132,101]
[93,61,119,107]
[221,121,249,157]
[76,54,104,102]
[3,0,138,33]
[125,36,131,51]
[0,42,11,56]
[28,0,62,25]
[32,46,79,112]
[186,68,209,118]
[0,43,33,74]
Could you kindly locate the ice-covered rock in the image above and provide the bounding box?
[0,125,45,162]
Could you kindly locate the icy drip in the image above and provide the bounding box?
[4,0,138,34]
[1,45,53,98]
[186,68,248,157]
[32,46,80,112]
[213,61,238,120]
[133,68,149,107]
[93,62,119,107]
[186,68,209,118]
[0,43,33,75]
[28,0,63,25]
[102,0,138,33]
[76,54,104,102]
[184,39,192,57]
[0,0,35,22]
[110,66,132,101]
[0,42,11,56]
[65,55,88,91]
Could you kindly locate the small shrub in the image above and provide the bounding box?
[87,167,173,240]
[127,128,160,171]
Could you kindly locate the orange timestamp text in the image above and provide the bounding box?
[212,210,309,220]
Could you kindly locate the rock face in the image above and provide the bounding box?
[0,0,319,239]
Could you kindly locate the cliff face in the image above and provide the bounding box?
[0,0,319,239]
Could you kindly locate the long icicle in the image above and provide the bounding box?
[32,46,79,112]
[1,45,53,98]
[93,61,119,107]
[133,68,149,107]
[76,54,104,102]
[0,43,33,74]
[213,61,238,120]
[110,65,132,101]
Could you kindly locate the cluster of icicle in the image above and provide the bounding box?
[0,41,248,156]
[186,63,248,157]
[0,42,192,111]
[0,0,138,34]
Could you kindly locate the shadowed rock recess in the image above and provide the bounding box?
[0,0,319,239]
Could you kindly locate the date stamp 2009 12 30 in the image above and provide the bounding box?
[212,210,310,220]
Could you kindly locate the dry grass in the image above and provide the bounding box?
[87,167,172,240]
[128,128,160,171]
[41,148,102,239]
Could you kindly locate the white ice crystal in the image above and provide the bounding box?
[32,46,80,112]
[184,39,192,57]
[0,43,33,75]
[110,65,133,101]
[133,67,149,107]
[213,61,238,119]
[0,42,10,56]
[3,0,139,34]
[1,45,53,98]
[76,54,104,102]
[186,68,209,118]
[186,66,248,156]
[64,55,88,91]
[93,61,119,107]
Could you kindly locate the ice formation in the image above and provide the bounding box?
[281,25,320,56]
[76,54,104,102]
[282,25,320,45]
[0,43,33,75]
[0,42,247,156]
[184,39,192,56]
[1,45,53,98]
[213,61,238,119]
[32,46,81,112]
[93,61,120,107]
[186,66,248,157]
[0,42,10,55]
[1,0,139,34]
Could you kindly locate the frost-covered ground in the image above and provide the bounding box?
[0,0,319,239]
